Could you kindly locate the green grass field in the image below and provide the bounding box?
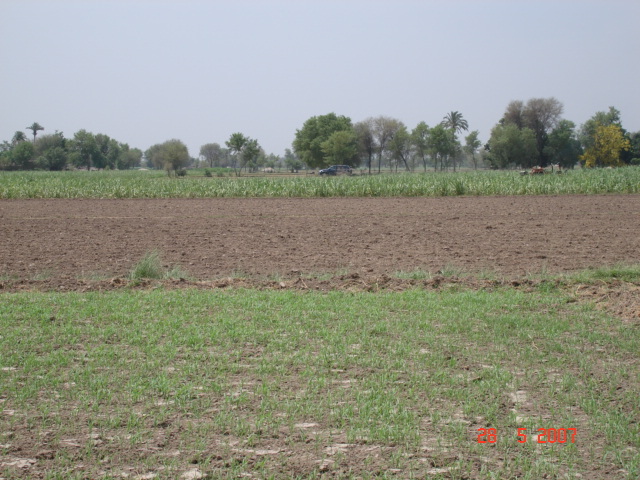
[1,167,639,199]
[1,269,639,479]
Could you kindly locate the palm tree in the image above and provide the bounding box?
[441,111,468,171]
[26,122,44,143]
[441,111,468,136]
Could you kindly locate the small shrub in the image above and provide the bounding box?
[129,251,164,281]
[176,168,187,177]
[129,250,190,284]
[204,169,212,177]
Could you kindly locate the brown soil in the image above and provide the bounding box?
[1,195,639,291]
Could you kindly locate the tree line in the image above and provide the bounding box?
[486,101,637,169]
[2,99,638,173]
[0,124,142,171]
[291,100,639,173]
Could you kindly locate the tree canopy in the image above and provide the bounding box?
[225,133,262,175]
[293,113,353,169]
[199,143,227,168]
[321,129,359,167]
[502,98,563,166]
[487,123,537,169]
[145,139,190,174]
[581,124,630,168]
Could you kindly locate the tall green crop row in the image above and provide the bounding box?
[1,168,639,199]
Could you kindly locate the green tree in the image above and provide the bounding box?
[69,129,98,170]
[12,131,27,145]
[387,123,413,172]
[373,116,402,173]
[502,98,563,166]
[293,113,353,169]
[580,124,630,168]
[35,132,68,170]
[503,100,525,128]
[264,153,279,170]
[162,140,190,174]
[524,97,563,166]
[411,122,431,172]
[580,106,621,150]
[199,143,226,168]
[92,134,122,169]
[226,132,249,175]
[354,118,376,174]
[10,141,35,169]
[225,133,261,174]
[428,124,457,171]
[284,148,303,173]
[38,147,67,171]
[321,129,359,167]
[0,150,10,170]
[545,120,581,169]
[144,143,164,169]
[26,122,44,143]
[145,139,190,174]
[117,145,142,169]
[241,138,262,172]
[463,130,482,169]
[628,131,640,165]
[487,124,537,169]
[579,107,639,165]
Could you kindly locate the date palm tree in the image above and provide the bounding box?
[26,122,44,143]
[441,111,468,171]
[441,111,468,137]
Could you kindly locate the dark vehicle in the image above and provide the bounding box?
[319,165,353,176]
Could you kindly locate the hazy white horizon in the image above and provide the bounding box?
[2,0,638,159]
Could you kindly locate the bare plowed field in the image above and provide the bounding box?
[1,195,639,290]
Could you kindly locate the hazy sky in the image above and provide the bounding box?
[2,0,638,158]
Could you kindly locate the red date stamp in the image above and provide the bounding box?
[477,428,577,444]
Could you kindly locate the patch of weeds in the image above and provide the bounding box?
[228,270,250,279]
[165,265,190,280]
[31,269,54,281]
[475,269,502,282]
[267,272,285,283]
[130,250,165,281]
[300,269,350,281]
[535,279,562,294]
[394,269,432,280]
[301,271,334,281]
[573,263,640,283]
[78,271,112,282]
[436,264,465,278]
[129,250,189,284]
[0,272,18,285]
